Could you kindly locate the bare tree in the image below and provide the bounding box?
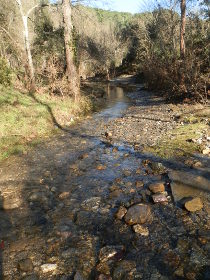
[180,0,186,59]
[15,0,39,90]
[62,0,80,101]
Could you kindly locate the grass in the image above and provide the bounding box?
[0,85,93,161]
[144,121,208,159]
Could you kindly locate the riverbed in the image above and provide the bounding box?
[0,79,209,280]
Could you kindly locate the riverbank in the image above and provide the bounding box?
[0,84,106,162]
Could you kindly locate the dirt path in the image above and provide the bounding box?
[0,81,209,280]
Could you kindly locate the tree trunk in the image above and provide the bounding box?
[62,0,80,101]
[15,0,36,91]
[180,0,186,59]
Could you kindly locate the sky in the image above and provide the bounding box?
[94,0,143,14]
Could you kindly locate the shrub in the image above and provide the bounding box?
[0,58,13,86]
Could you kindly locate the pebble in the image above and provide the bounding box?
[96,165,107,170]
[135,181,144,188]
[152,193,168,203]
[18,258,33,272]
[133,224,149,236]
[41,263,57,273]
[59,192,70,199]
[99,245,125,263]
[115,206,127,220]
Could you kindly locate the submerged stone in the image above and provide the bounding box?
[41,263,57,273]
[18,258,33,272]
[115,206,127,220]
[124,204,152,225]
[149,182,165,193]
[152,193,168,203]
[99,245,125,263]
[133,224,149,236]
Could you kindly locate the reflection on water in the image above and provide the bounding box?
[95,84,130,120]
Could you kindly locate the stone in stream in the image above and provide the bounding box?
[152,193,168,203]
[109,189,122,199]
[168,171,210,200]
[112,147,118,153]
[18,258,33,272]
[123,170,132,176]
[115,206,127,220]
[96,165,107,170]
[133,224,149,236]
[149,182,165,193]
[135,181,144,188]
[185,197,203,212]
[41,263,57,273]
[99,245,125,263]
[81,197,101,211]
[59,192,70,199]
[124,204,152,225]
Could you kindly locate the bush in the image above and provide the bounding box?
[0,58,12,86]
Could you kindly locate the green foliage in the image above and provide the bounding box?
[0,58,13,86]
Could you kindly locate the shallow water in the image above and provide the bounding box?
[94,85,130,121]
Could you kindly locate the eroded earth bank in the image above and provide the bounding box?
[0,78,210,280]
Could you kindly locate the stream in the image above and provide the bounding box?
[0,81,209,280]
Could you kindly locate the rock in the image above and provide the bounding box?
[135,181,144,188]
[59,192,70,199]
[18,258,33,272]
[152,193,168,203]
[109,189,122,199]
[99,245,125,263]
[109,185,119,192]
[135,169,141,174]
[168,171,210,194]
[115,206,127,220]
[149,182,165,193]
[105,132,112,138]
[41,263,57,273]
[170,182,202,203]
[97,165,107,170]
[124,204,152,225]
[123,170,132,176]
[112,147,118,153]
[81,197,101,211]
[185,197,203,212]
[74,271,86,280]
[202,147,210,155]
[133,224,149,236]
[125,182,132,187]
[149,162,166,173]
